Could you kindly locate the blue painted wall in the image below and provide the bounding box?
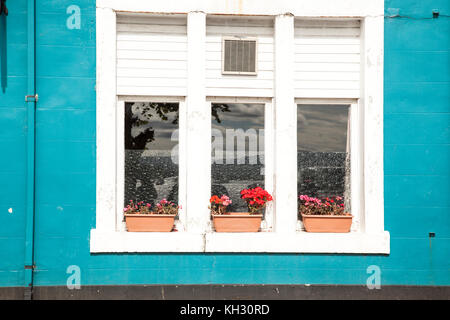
[0,0,448,287]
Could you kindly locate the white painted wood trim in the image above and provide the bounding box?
[90,230,205,252]
[96,7,117,232]
[91,230,390,254]
[361,16,384,234]
[93,0,388,253]
[97,0,384,18]
[273,14,297,233]
[186,11,210,233]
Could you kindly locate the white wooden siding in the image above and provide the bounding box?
[294,19,361,98]
[206,17,274,97]
[116,14,187,96]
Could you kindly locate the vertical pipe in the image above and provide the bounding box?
[24,0,36,300]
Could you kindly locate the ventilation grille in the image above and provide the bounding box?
[222,38,257,75]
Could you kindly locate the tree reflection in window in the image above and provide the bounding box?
[297,104,351,211]
[211,103,265,212]
[124,102,179,207]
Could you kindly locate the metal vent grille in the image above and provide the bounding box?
[222,38,257,75]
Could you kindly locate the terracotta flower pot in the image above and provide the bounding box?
[124,214,175,232]
[301,213,353,233]
[212,212,263,232]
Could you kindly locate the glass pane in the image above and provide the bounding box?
[124,102,179,207]
[211,103,265,212]
[297,104,351,210]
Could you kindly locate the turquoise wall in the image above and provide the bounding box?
[0,0,449,287]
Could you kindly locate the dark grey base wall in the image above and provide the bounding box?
[1,285,449,300]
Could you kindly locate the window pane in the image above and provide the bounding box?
[124,102,179,207]
[297,104,351,209]
[211,103,265,212]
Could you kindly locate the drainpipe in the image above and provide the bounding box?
[24,0,36,300]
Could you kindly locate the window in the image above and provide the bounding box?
[115,98,187,234]
[297,104,351,222]
[211,103,265,212]
[93,1,388,254]
[123,102,179,208]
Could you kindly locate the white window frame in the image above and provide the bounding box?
[295,99,362,233]
[91,0,389,254]
[115,96,187,233]
[208,97,274,231]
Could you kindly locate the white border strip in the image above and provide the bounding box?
[97,0,383,18]
[91,230,390,254]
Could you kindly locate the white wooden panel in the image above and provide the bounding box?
[206,69,274,80]
[117,14,187,96]
[116,15,187,96]
[117,86,186,96]
[205,78,273,89]
[207,36,274,45]
[294,19,360,98]
[117,77,187,87]
[117,33,187,43]
[295,44,360,54]
[117,50,187,61]
[295,63,360,72]
[295,37,360,45]
[205,19,274,97]
[294,53,360,63]
[118,59,187,69]
[294,88,360,98]
[117,13,186,25]
[294,80,359,89]
[295,71,359,81]
[117,23,187,34]
[207,25,273,36]
[205,87,273,97]
[117,68,187,78]
[117,41,187,51]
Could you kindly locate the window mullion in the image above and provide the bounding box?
[186,11,209,233]
[274,14,297,234]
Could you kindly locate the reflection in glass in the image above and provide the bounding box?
[211,103,265,212]
[124,102,179,207]
[297,104,351,210]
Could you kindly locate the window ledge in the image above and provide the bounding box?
[90,229,390,254]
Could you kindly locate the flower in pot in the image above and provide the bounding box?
[124,199,179,232]
[299,195,352,233]
[211,187,273,232]
[240,187,273,215]
[209,195,232,215]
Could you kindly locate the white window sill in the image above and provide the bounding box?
[90,229,390,254]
